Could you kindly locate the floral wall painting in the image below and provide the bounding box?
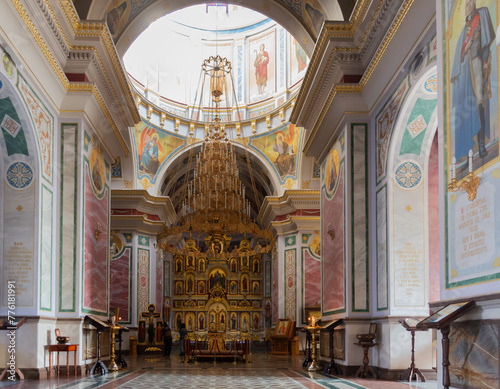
[134,120,185,183]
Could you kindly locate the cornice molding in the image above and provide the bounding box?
[259,190,320,230]
[290,0,416,155]
[270,215,320,235]
[111,189,176,227]
[110,215,166,234]
[8,0,139,156]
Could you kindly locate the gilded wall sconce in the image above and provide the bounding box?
[448,151,480,201]
[327,223,335,240]
[95,222,102,240]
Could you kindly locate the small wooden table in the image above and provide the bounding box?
[354,342,378,378]
[47,344,78,377]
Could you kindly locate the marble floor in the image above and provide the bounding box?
[0,351,442,389]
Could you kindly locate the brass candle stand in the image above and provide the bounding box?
[109,321,119,372]
[305,322,322,371]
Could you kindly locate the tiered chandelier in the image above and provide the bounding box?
[158,55,273,259]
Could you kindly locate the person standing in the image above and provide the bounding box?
[179,323,188,356]
[162,323,172,356]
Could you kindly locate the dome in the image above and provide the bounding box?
[123,4,309,123]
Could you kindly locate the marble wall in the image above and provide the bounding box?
[59,124,78,312]
[351,124,369,312]
[376,185,388,310]
[302,248,320,323]
[449,320,499,388]
[322,167,345,315]
[428,135,440,302]
[40,185,53,311]
[83,165,109,314]
[110,247,131,323]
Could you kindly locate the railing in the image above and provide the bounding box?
[184,336,250,364]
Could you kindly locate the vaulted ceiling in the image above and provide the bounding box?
[68,0,356,221]
[72,0,353,57]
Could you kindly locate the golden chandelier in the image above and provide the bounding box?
[158,55,273,259]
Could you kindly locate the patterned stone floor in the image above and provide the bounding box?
[0,352,443,389]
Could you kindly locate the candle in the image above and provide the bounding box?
[452,157,456,180]
[468,149,473,173]
[311,316,316,326]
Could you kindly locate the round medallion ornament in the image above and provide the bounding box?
[6,161,34,189]
[394,161,422,189]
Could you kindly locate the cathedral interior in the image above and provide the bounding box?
[0,0,500,388]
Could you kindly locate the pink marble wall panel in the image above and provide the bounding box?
[110,247,130,323]
[303,249,321,313]
[322,170,345,314]
[428,135,440,303]
[83,166,108,313]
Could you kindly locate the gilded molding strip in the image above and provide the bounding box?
[299,1,382,123]
[111,215,166,226]
[57,0,139,122]
[291,0,375,123]
[264,190,321,203]
[68,83,130,155]
[44,0,133,123]
[10,0,132,156]
[112,189,171,202]
[302,0,416,154]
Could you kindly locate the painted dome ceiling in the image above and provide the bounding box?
[123,4,310,121]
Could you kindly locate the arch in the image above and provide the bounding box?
[88,1,345,57]
[155,138,281,215]
[0,70,42,312]
[386,64,438,315]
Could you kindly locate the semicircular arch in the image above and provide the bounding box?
[385,63,438,315]
[156,138,281,217]
[90,0,344,58]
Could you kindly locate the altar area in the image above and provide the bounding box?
[169,235,266,362]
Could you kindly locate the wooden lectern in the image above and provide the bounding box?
[84,315,109,375]
[270,318,295,355]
